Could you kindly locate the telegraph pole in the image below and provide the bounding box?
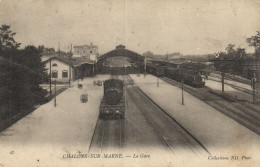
[49,59,52,96]
[253,81,256,104]
[157,76,159,87]
[144,58,146,78]
[69,67,71,87]
[182,78,184,105]
[58,42,60,56]
[252,71,257,104]
[54,80,56,107]
[93,64,95,77]
[221,72,225,92]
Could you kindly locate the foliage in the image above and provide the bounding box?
[0,25,21,51]
[213,44,247,74]
[38,45,55,54]
[0,25,47,121]
[247,31,260,58]
[142,51,183,60]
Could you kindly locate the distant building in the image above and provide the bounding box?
[73,43,98,61]
[40,48,57,62]
[41,54,57,62]
[43,57,96,82]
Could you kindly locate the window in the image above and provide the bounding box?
[62,70,68,78]
[90,51,92,53]
[52,70,58,78]
[77,51,80,53]
[52,63,57,67]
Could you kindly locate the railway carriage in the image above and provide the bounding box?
[146,64,156,74]
[146,64,165,77]
[146,60,206,88]
[155,65,165,77]
[164,67,181,81]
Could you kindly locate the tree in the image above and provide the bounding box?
[0,25,20,51]
[225,44,236,59]
[232,47,246,74]
[247,31,260,58]
[235,47,246,59]
[0,25,47,122]
[37,45,55,54]
[0,25,21,120]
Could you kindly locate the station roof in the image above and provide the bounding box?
[43,56,96,67]
[97,45,144,63]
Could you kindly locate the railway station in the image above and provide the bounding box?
[1,0,260,166]
[1,46,260,166]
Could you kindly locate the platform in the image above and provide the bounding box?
[130,74,260,159]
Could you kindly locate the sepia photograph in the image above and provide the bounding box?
[0,0,260,166]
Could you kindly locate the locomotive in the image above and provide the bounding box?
[99,79,125,119]
[181,70,206,87]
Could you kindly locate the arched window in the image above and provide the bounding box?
[52,63,58,67]
[62,70,68,78]
[52,70,58,78]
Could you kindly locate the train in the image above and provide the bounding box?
[146,62,206,88]
[99,79,125,119]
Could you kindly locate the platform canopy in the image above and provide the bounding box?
[97,45,144,65]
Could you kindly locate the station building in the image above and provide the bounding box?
[43,57,96,83]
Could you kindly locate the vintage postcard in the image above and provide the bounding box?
[0,0,260,166]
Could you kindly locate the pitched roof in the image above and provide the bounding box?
[43,56,96,67]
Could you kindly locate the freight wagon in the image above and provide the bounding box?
[146,60,206,88]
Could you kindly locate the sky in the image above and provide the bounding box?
[0,0,260,55]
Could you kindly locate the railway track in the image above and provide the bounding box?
[88,75,125,153]
[88,118,125,153]
[161,77,260,135]
[212,71,251,85]
[208,77,253,96]
[89,74,209,156]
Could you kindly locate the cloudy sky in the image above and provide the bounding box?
[0,0,259,55]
